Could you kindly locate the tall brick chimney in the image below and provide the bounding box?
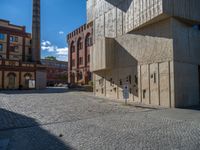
[32,0,41,63]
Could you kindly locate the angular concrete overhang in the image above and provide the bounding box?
[90,37,115,72]
[88,0,200,31]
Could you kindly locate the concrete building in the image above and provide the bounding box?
[87,0,200,108]
[0,19,46,89]
[67,23,93,85]
[41,59,68,86]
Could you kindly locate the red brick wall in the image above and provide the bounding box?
[67,22,93,85]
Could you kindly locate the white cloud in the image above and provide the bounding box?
[56,47,68,61]
[41,40,51,46]
[41,45,57,52]
[41,40,55,52]
[41,40,68,61]
[57,55,68,61]
[56,47,68,55]
[59,31,64,35]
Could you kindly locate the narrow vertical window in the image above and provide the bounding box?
[0,44,3,51]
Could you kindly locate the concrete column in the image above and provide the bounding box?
[32,0,41,63]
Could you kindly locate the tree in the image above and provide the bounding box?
[45,56,57,61]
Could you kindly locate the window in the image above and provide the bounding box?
[10,36,18,42]
[79,57,83,65]
[0,33,5,40]
[110,78,113,86]
[0,44,3,51]
[29,48,32,55]
[72,59,75,67]
[77,38,83,50]
[129,75,132,84]
[151,73,157,83]
[153,73,157,83]
[119,79,122,85]
[87,55,90,63]
[10,46,19,52]
[135,75,138,85]
[143,90,146,99]
[86,34,93,47]
[79,71,83,80]
[71,45,75,53]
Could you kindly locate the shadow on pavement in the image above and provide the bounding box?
[0,87,89,95]
[0,108,74,150]
[180,105,200,111]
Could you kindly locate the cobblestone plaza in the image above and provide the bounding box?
[0,88,200,150]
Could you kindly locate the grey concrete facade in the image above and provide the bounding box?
[87,0,200,107]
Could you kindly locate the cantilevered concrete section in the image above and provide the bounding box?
[87,0,200,108]
[32,0,41,63]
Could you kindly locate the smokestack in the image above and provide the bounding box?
[32,0,41,63]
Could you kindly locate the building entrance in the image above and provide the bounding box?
[8,73,16,89]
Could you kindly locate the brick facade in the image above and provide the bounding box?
[0,19,46,90]
[41,59,68,86]
[67,22,93,85]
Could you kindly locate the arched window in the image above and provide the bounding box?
[85,33,92,47]
[77,38,83,50]
[70,41,75,53]
[85,33,92,65]
[79,71,83,80]
[70,72,75,83]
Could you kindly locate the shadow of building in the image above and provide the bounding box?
[0,108,74,150]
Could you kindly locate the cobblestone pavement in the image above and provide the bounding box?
[0,88,200,150]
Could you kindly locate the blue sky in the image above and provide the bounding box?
[0,0,86,61]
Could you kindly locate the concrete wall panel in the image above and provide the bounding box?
[150,63,159,106]
[159,62,170,107]
[174,62,199,107]
[141,64,150,104]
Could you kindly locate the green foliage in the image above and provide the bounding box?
[45,56,57,61]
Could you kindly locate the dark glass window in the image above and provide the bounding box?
[86,34,93,47]
[29,48,32,54]
[0,33,5,40]
[79,57,83,65]
[72,59,75,67]
[87,55,90,63]
[0,44,3,51]
[77,39,83,50]
[71,45,75,53]
[10,36,18,42]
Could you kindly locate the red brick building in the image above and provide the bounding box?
[67,22,93,85]
[41,59,68,86]
[0,19,46,90]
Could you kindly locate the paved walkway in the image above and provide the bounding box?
[0,88,200,150]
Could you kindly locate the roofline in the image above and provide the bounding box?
[0,18,27,31]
